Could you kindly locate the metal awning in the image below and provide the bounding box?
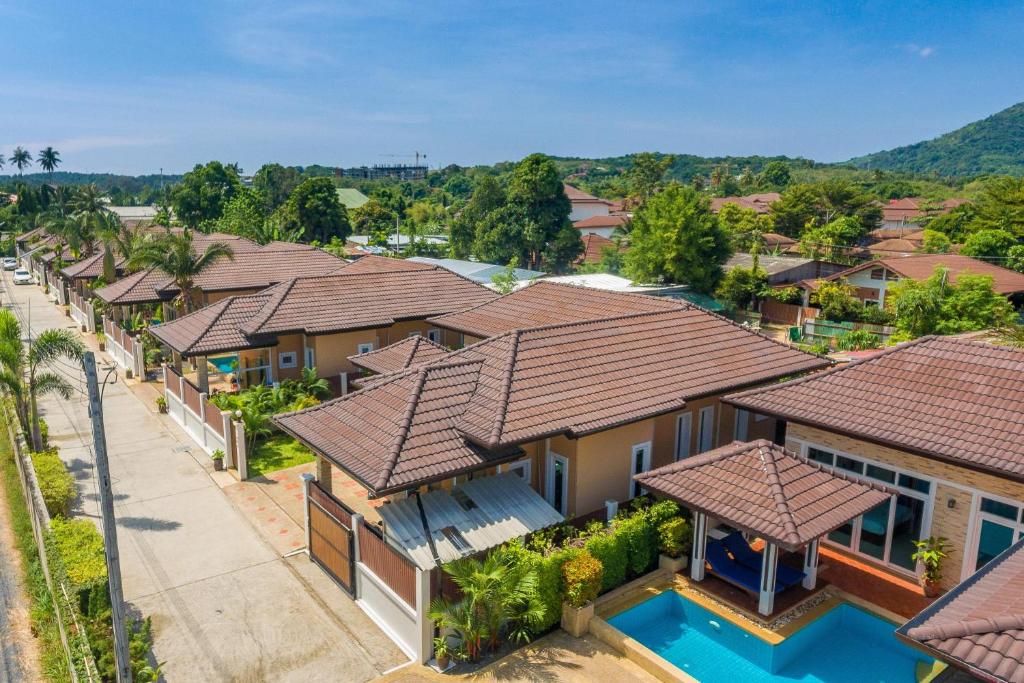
[378,473,564,570]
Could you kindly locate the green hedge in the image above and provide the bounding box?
[31,448,77,518]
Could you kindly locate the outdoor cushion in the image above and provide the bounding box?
[706,541,783,594]
[721,532,806,588]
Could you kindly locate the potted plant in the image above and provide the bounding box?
[155,396,167,414]
[912,536,949,598]
[561,550,602,637]
[658,516,692,573]
[433,635,452,671]
[96,332,106,352]
[211,449,225,472]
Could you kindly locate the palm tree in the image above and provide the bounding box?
[299,367,330,400]
[0,309,85,450]
[94,211,128,282]
[37,147,61,179]
[134,230,234,312]
[9,147,32,176]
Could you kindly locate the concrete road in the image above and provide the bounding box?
[4,273,406,681]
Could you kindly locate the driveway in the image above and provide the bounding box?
[4,273,406,681]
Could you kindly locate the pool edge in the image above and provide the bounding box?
[590,615,698,683]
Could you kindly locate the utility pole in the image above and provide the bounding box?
[83,353,133,683]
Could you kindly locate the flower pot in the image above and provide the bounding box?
[158,404,168,414]
[213,458,224,472]
[98,342,105,352]
[921,577,941,598]
[436,653,450,670]
[659,553,688,574]
[561,601,595,638]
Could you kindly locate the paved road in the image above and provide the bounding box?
[4,273,406,681]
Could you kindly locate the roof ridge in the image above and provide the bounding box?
[239,278,297,335]
[376,366,431,491]
[726,335,937,405]
[483,330,521,448]
[182,296,240,355]
[757,442,801,545]
[405,335,424,367]
[512,307,690,337]
[907,614,1024,642]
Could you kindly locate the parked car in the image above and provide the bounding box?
[12,268,33,285]
[2,257,17,271]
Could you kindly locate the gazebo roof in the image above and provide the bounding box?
[635,440,892,552]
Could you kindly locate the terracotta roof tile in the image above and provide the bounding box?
[563,184,611,204]
[576,233,626,265]
[635,440,892,551]
[898,538,1024,682]
[149,294,273,356]
[332,254,437,275]
[822,254,1024,295]
[573,214,630,229]
[349,335,451,375]
[149,268,496,356]
[277,309,828,493]
[726,336,1024,481]
[429,280,685,338]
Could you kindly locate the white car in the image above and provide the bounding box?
[2,258,17,271]
[12,268,33,285]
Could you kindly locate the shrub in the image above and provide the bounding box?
[31,448,76,518]
[835,329,881,351]
[562,551,602,608]
[658,517,691,558]
[584,530,628,591]
[48,517,106,590]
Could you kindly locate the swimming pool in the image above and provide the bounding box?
[208,355,237,374]
[607,591,935,682]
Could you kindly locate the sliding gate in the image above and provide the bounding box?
[307,481,356,596]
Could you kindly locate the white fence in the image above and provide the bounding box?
[162,365,244,473]
[69,292,96,334]
[101,317,145,379]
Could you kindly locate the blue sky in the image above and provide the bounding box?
[2,1,1023,174]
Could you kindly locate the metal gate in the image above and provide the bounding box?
[307,482,356,596]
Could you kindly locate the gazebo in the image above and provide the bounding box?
[635,439,893,616]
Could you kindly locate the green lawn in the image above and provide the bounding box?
[248,433,315,477]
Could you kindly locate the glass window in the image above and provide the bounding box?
[858,499,892,560]
[870,268,885,280]
[836,455,864,475]
[898,474,931,494]
[808,448,834,465]
[829,521,853,548]
[552,459,565,514]
[889,496,926,571]
[976,519,1016,571]
[981,498,1021,522]
[866,464,897,483]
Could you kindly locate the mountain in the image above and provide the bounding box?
[846,101,1024,176]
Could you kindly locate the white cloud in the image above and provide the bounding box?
[902,43,936,58]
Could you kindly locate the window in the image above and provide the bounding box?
[697,406,715,453]
[546,452,569,515]
[506,459,531,482]
[675,413,692,460]
[630,443,651,499]
[973,497,1024,571]
[835,455,864,475]
[357,342,374,355]
[427,328,442,344]
[278,351,297,369]
[734,409,749,441]
[304,347,315,369]
[870,268,885,280]
[407,331,421,338]
[808,447,834,466]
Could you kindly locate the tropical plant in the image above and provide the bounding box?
[0,309,86,450]
[428,550,545,660]
[133,230,234,312]
[657,517,691,558]
[996,324,1024,348]
[911,536,949,583]
[561,551,603,608]
[37,147,61,177]
[298,367,331,400]
[835,329,882,351]
[9,146,32,176]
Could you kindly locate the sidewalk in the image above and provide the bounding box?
[5,274,406,681]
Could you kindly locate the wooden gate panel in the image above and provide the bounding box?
[309,500,355,595]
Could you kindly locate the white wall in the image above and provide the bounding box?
[570,201,610,222]
[577,226,616,239]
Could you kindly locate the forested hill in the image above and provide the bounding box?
[0,171,182,193]
[846,101,1024,176]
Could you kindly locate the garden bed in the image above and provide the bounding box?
[248,434,315,478]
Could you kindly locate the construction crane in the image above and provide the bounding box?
[379,151,428,166]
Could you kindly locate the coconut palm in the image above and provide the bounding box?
[9,147,32,176]
[37,147,61,178]
[133,230,234,312]
[0,309,85,450]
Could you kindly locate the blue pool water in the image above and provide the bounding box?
[208,355,237,373]
[608,591,933,683]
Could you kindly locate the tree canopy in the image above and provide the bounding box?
[885,267,1016,338]
[275,178,350,244]
[172,161,241,229]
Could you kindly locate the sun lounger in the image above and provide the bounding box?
[706,541,782,594]
[721,532,806,588]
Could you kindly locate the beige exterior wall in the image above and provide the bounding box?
[310,321,438,377]
[273,333,305,381]
[787,423,1024,588]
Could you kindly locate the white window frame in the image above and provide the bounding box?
[675,412,692,461]
[790,437,935,577]
[427,328,443,344]
[734,408,749,441]
[356,342,374,355]
[304,346,315,369]
[629,442,652,499]
[407,331,421,338]
[545,451,569,515]
[504,458,532,483]
[697,406,715,453]
[278,351,298,369]
[963,493,1024,577]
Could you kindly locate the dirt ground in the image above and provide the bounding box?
[0,455,42,683]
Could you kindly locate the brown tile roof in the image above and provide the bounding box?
[149,268,496,356]
[898,538,1024,683]
[573,214,630,229]
[15,226,48,244]
[726,336,1024,481]
[349,335,451,375]
[149,294,274,356]
[563,184,612,204]
[428,280,685,338]
[60,252,111,279]
[866,238,920,256]
[275,360,525,495]
[868,226,926,240]
[825,254,1024,295]
[634,440,891,551]
[276,309,828,494]
[93,267,170,305]
[709,193,781,214]
[576,234,626,265]
[761,232,797,249]
[333,254,438,275]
